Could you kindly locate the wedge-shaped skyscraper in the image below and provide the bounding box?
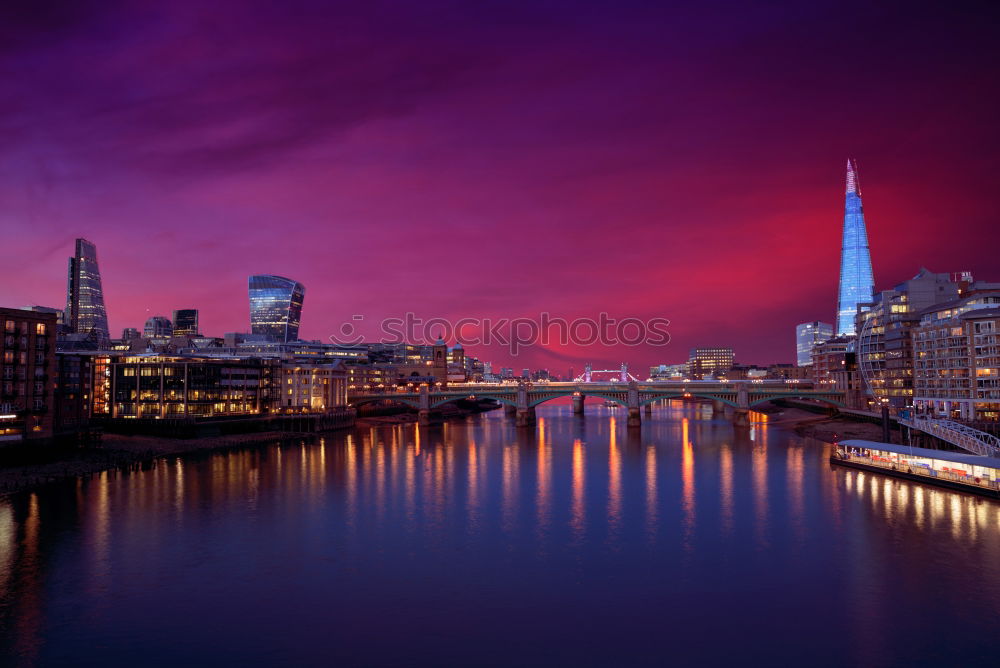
[249,275,305,342]
[835,159,875,336]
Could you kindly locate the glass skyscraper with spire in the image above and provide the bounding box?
[835,159,875,336]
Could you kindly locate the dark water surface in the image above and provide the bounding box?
[2,404,999,666]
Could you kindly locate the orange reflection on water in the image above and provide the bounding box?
[91,471,111,587]
[681,418,695,544]
[571,438,585,540]
[752,436,768,549]
[502,443,519,532]
[720,443,733,534]
[786,445,804,542]
[840,466,1000,544]
[345,435,357,527]
[468,441,480,529]
[645,445,657,539]
[405,430,416,520]
[608,419,621,530]
[537,419,551,532]
[375,437,386,521]
[431,444,446,526]
[173,458,185,517]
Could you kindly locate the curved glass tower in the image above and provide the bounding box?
[249,275,305,342]
[66,238,110,345]
[835,159,875,336]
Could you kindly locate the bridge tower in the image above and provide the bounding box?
[620,362,628,383]
[584,363,592,383]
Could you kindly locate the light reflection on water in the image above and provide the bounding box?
[1,401,999,666]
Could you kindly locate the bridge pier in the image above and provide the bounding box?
[418,385,431,426]
[515,385,534,427]
[712,399,726,417]
[732,383,751,428]
[503,404,517,417]
[572,394,585,415]
[644,403,652,416]
[627,382,641,427]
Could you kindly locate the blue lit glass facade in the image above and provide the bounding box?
[249,275,305,342]
[795,321,833,366]
[836,160,875,336]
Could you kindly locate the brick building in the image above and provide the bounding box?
[0,307,58,443]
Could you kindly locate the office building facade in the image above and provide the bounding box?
[280,362,348,412]
[688,347,734,380]
[107,355,280,418]
[144,316,173,338]
[249,275,305,343]
[796,321,833,366]
[173,309,199,336]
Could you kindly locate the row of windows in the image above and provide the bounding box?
[1,381,47,395]
[119,366,265,378]
[2,351,47,364]
[1,367,45,380]
[3,321,47,335]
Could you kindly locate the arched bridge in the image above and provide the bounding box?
[349,381,845,427]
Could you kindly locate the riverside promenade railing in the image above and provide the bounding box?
[898,417,1000,458]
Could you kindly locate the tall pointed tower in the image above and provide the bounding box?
[835,159,875,336]
[65,238,110,345]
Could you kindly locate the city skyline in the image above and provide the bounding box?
[2,1,999,371]
[2,3,1000,664]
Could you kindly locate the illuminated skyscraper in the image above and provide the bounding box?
[172,309,199,336]
[795,321,833,366]
[248,275,305,342]
[144,315,173,337]
[835,159,875,336]
[65,238,110,344]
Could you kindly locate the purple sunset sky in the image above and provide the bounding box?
[2,0,999,372]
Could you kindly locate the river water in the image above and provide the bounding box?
[1,403,999,666]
